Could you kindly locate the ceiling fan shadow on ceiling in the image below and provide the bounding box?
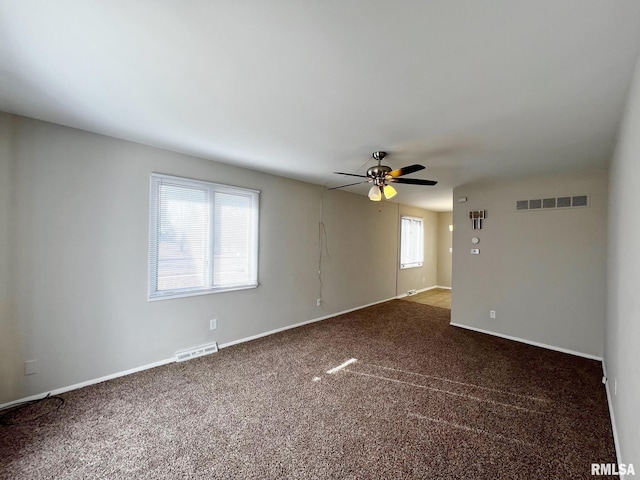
[329,151,437,201]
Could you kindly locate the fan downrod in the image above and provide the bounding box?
[372,151,387,162]
[366,151,392,182]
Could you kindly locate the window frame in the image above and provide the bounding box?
[400,215,424,269]
[148,173,260,301]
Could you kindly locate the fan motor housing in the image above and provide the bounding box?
[366,165,392,179]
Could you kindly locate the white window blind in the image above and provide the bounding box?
[400,216,424,269]
[149,173,259,300]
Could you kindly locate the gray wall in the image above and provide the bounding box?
[606,61,640,467]
[1,113,401,404]
[451,170,608,357]
[396,205,438,296]
[0,115,23,401]
[437,212,452,287]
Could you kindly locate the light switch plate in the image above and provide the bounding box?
[24,359,38,375]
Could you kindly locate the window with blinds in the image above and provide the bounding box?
[149,173,259,300]
[400,216,424,269]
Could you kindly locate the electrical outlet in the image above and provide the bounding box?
[316,298,322,306]
[209,319,217,331]
[490,310,496,319]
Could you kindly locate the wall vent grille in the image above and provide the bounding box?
[516,194,589,211]
[175,342,218,362]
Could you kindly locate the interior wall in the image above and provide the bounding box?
[451,169,608,357]
[0,114,24,401]
[1,113,400,404]
[437,212,453,287]
[606,60,640,467]
[396,205,438,296]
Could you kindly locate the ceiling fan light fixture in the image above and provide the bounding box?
[383,184,397,199]
[368,185,382,201]
[330,150,437,196]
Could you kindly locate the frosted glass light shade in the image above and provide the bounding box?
[368,185,382,201]
[383,185,397,199]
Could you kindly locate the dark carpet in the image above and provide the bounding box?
[0,300,616,479]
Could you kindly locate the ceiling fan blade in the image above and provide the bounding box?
[391,178,438,186]
[327,181,369,190]
[389,164,425,178]
[334,172,368,178]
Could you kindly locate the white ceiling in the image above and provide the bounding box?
[2,1,640,211]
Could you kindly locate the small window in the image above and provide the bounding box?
[149,173,259,300]
[400,216,424,269]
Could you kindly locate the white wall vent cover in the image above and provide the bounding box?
[516,194,589,211]
[175,342,218,362]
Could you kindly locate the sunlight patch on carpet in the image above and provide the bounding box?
[343,369,543,414]
[409,413,537,449]
[326,358,357,374]
[367,363,551,404]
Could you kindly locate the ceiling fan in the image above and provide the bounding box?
[329,151,437,201]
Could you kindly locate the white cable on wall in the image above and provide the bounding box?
[318,185,329,305]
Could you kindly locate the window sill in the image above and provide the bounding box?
[148,283,259,301]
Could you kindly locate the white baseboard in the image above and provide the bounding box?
[0,357,175,411]
[396,285,449,299]
[449,322,603,361]
[219,295,398,349]
[1,296,399,410]
[602,360,623,474]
